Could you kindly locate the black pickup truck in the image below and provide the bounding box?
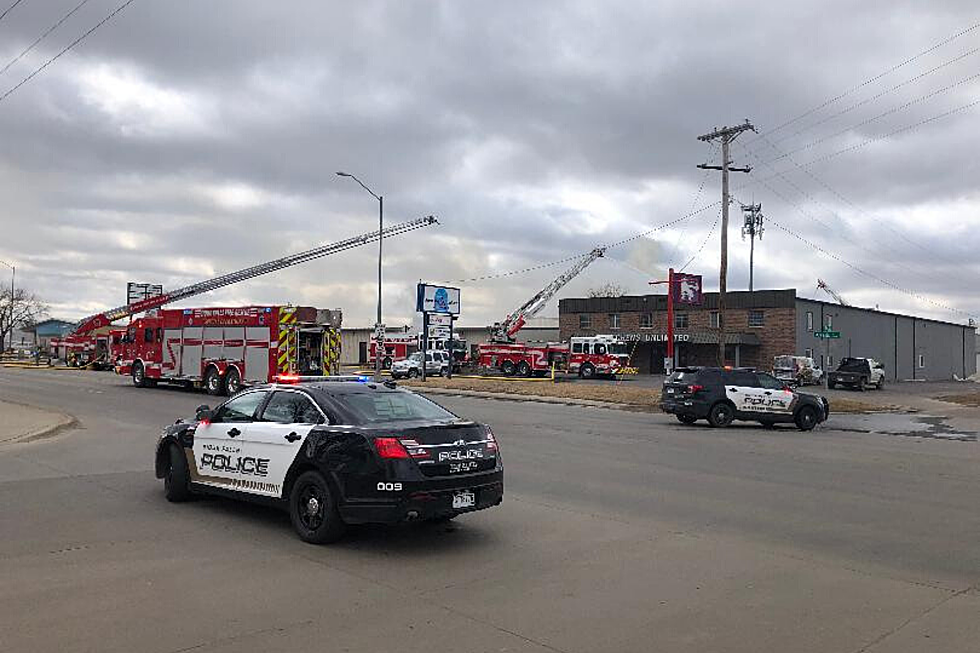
[826,357,885,391]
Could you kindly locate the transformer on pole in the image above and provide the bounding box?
[740,203,764,292]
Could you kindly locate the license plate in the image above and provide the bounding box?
[666,388,675,394]
[452,490,476,509]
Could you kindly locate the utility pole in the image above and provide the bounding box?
[697,120,755,366]
[740,203,764,292]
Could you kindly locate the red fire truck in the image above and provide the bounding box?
[477,341,568,377]
[51,329,123,369]
[369,334,418,369]
[114,305,342,395]
[567,335,631,378]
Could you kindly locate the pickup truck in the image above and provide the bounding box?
[826,357,885,391]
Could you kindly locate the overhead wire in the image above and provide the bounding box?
[0,0,93,78]
[0,0,27,24]
[678,206,721,273]
[0,0,137,105]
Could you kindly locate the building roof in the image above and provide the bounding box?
[560,289,796,313]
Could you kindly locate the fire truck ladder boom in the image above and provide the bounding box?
[73,215,438,335]
[816,278,850,307]
[491,247,606,341]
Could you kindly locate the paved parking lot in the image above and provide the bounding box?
[2,367,980,652]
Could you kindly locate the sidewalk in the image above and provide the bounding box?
[0,400,76,446]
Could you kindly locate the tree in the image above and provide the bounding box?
[586,282,627,298]
[0,288,48,351]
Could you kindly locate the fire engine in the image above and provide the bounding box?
[51,328,124,369]
[476,247,633,377]
[369,334,418,369]
[57,216,437,384]
[114,305,341,395]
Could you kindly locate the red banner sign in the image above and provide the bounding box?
[672,273,703,305]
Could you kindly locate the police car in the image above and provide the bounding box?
[155,377,503,544]
[661,366,829,430]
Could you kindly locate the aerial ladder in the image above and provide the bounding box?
[71,216,438,336]
[816,278,850,307]
[488,247,606,342]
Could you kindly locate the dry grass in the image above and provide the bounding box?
[401,376,662,409]
[937,392,980,407]
[401,376,893,414]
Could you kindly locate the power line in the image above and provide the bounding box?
[679,207,721,273]
[0,0,27,24]
[746,20,980,144]
[0,0,93,78]
[0,0,137,105]
[666,142,717,267]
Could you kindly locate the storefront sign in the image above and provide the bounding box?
[620,333,692,343]
[672,273,703,306]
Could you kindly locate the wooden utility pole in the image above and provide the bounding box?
[697,120,755,366]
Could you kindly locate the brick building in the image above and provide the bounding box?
[559,289,976,380]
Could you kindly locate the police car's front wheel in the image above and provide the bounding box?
[708,402,734,428]
[795,405,818,431]
[164,443,192,502]
[289,471,346,544]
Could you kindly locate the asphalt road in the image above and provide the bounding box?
[2,368,979,653]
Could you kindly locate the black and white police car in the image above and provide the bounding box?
[155,377,503,544]
[661,366,829,430]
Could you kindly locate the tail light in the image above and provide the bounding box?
[398,438,430,459]
[689,384,704,393]
[485,427,498,452]
[374,437,410,459]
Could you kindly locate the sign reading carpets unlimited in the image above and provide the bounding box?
[416,284,461,315]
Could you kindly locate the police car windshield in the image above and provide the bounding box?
[339,391,456,423]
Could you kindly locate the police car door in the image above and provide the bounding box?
[191,390,268,489]
[243,390,327,498]
[724,370,767,415]
[755,372,795,414]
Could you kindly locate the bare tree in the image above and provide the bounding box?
[586,282,627,298]
[0,288,48,350]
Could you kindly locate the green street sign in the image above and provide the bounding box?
[814,330,841,339]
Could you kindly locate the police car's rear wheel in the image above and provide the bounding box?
[164,443,191,502]
[795,405,818,431]
[289,471,346,544]
[676,413,698,425]
[708,402,734,428]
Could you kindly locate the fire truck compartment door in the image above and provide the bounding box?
[162,329,182,378]
[203,327,223,362]
[223,326,245,363]
[244,326,270,382]
[181,327,203,377]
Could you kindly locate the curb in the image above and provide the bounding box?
[0,400,78,446]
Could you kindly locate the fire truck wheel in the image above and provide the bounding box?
[225,368,242,395]
[132,361,148,388]
[164,443,192,502]
[382,357,392,370]
[579,363,596,379]
[501,360,516,377]
[204,367,225,396]
[517,361,531,377]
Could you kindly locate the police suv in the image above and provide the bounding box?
[155,378,503,544]
[661,366,829,430]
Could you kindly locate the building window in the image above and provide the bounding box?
[804,348,813,358]
[579,314,592,329]
[918,354,925,369]
[806,311,813,331]
[709,311,720,328]
[609,313,621,330]
[825,314,833,328]
[828,354,834,366]
[748,309,765,327]
[674,313,689,329]
[640,313,653,329]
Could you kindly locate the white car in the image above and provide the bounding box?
[390,351,449,379]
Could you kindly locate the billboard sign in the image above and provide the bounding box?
[416,283,460,315]
[672,273,703,306]
[127,282,163,306]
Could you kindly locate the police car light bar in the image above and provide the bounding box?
[275,374,372,384]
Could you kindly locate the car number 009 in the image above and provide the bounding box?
[377,482,402,491]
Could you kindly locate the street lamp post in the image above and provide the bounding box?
[336,172,384,381]
[0,260,14,353]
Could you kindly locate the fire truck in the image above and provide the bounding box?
[369,334,469,369]
[58,216,437,385]
[114,305,341,395]
[51,328,124,369]
[476,247,633,377]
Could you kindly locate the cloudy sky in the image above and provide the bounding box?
[0,0,978,328]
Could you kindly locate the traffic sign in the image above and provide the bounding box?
[814,330,840,339]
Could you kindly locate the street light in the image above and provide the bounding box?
[336,171,384,381]
[0,259,14,353]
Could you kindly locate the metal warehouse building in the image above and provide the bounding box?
[559,289,976,380]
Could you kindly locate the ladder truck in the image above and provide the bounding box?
[477,247,630,378]
[816,278,850,306]
[59,216,437,393]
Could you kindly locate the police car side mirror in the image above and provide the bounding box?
[195,405,213,421]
